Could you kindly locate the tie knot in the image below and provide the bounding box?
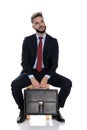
[39,37,43,40]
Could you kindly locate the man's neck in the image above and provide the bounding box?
[37,32,46,37]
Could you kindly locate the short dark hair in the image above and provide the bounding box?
[31,12,43,23]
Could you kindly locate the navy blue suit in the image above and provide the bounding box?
[11,34,72,111]
[21,34,59,76]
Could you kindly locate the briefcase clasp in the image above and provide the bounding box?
[38,101,44,114]
[38,101,43,106]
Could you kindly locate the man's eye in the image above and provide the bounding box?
[35,22,39,25]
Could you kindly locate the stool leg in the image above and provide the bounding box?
[46,115,50,120]
[26,115,30,120]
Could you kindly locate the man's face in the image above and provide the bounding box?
[32,16,46,34]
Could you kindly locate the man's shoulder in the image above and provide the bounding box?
[24,33,57,42]
[46,34,57,41]
[24,34,36,40]
[22,34,36,46]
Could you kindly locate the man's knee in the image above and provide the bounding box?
[11,80,15,88]
[11,79,19,92]
[68,79,72,88]
[11,80,15,91]
[66,79,72,93]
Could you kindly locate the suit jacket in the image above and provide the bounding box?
[21,33,59,76]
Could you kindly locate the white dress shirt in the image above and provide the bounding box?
[28,33,50,79]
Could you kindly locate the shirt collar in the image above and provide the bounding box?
[36,33,46,40]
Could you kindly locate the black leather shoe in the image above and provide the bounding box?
[52,111,65,122]
[17,111,25,123]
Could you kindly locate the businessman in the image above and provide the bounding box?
[11,12,72,123]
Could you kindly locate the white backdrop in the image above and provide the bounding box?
[0,0,87,130]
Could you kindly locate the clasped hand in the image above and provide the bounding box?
[30,77,48,88]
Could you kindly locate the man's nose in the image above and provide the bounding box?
[39,22,44,26]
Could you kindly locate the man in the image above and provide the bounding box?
[11,12,72,123]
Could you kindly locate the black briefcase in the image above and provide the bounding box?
[24,89,58,115]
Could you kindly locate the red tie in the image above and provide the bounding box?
[36,37,43,72]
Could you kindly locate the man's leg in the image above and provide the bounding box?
[48,73,72,122]
[11,73,31,111]
[48,73,72,108]
[11,73,31,123]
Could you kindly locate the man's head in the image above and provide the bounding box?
[31,12,46,34]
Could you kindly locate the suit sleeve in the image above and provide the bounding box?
[21,38,33,75]
[46,39,59,76]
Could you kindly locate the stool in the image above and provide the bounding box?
[26,84,51,120]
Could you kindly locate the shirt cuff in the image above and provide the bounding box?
[44,75,51,79]
[28,75,34,79]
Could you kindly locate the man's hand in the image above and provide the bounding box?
[30,77,40,88]
[40,76,48,88]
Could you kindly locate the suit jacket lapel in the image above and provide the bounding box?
[43,34,49,63]
[31,34,37,62]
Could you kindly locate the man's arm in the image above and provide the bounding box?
[21,37,41,88]
[21,37,33,75]
[46,39,59,76]
[40,39,59,88]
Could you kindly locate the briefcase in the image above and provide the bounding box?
[24,89,58,115]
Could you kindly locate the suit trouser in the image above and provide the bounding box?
[11,69,72,111]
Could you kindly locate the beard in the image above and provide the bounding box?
[36,26,46,34]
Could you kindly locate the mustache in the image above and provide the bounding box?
[36,26,46,34]
[39,26,45,29]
